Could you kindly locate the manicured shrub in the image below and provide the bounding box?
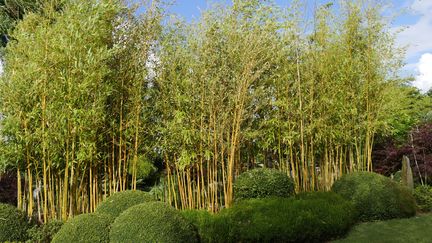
[181,210,228,243]
[51,213,113,243]
[27,219,63,243]
[0,203,30,242]
[110,201,198,243]
[95,190,155,218]
[233,168,295,200]
[182,192,355,243]
[413,185,432,212]
[220,192,356,242]
[332,171,416,221]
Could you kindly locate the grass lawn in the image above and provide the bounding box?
[334,214,432,243]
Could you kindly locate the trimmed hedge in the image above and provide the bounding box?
[413,185,432,212]
[95,190,155,218]
[181,210,228,243]
[110,201,198,243]
[27,219,63,243]
[183,192,356,243]
[0,203,29,242]
[225,192,356,242]
[51,213,113,243]
[233,168,295,200]
[332,171,416,221]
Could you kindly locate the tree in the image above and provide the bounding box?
[1,0,122,221]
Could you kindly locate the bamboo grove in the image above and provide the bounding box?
[0,0,406,221]
[0,0,162,221]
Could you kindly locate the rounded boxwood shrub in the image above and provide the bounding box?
[332,171,416,221]
[95,190,155,218]
[110,201,198,243]
[413,185,432,212]
[234,168,295,200]
[220,192,356,242]
[0,203,30,242]
[51,213,113,243]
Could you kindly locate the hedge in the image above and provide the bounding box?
[0,203,29,242]
[95,190,155,218]
[413,185,432,212]
[27,219,63,243]
[51,213,113,243]
[332,171,416,221]
[110,201,198,243]
[233,168,295,200]
[183,192,356,242]
[181,209,228,243]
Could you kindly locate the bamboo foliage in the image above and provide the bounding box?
[108,0,162,193]
[0,0,161,222]
[0,0,407,217]
[155,1,284,210]
[0,0,120,221]
[155,0,405,209]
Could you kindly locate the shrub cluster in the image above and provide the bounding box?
[183,192,356,243]
[413,185,432,212]
[46,172,418,242]
[332,171,416,221]
[233,168,295,200]
[52,213,113,243]
[225,192,356,242]
[110,201,198,243]
[0,203,29,242]
[50,191,189,243]
[27,219,63,243]
[95,190,155,218]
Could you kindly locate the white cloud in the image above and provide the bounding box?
[411,0,432,12]
[397,0,432,58]
[412,52,432,92]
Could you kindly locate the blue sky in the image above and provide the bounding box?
[166,0,432,92]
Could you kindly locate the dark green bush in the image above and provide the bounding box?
[222,192,356,243]
[233,168,295,200]
[110,201,198,243]
[332,171,416,221]
[27,219,63,243]
[0,203,30,242]
[95,190,155,218]
[413,185,432,212]
[181,210,228,243]
[51,213,113,243]
[182,192,356,243]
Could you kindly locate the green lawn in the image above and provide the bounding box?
[335,214,432,243]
